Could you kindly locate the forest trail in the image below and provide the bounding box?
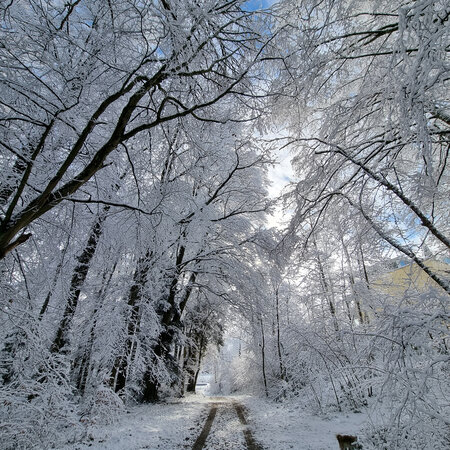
[58,395,268,450]
[56,393,368,449]
[192,398,262,450]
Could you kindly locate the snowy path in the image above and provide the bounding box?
[60,394,366,449]
[192,398,262,449]
[60,395,263,450]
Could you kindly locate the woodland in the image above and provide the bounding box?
[0,0,448,449]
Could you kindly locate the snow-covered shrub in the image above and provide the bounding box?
[229,350,264,395]
[0,301,81,449]
[359,289,450,449]
[0,378,80,449]
[80,385,124,425]
[0,341,81,450]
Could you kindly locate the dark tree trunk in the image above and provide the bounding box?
[140,247,197,402]
[339,229,365,324]
[357,243,370,324]
[111,250,151,394]
[260,318,269,397]
[275,288,285,381]
[0,157,27,207]
[186,367,197,393]
[187,334,205,393]
[51,208,109,354]
[185,341,199,393]
[39,260,63,319]
[1,330,27,384]
[141,333,175,402]
[39,217,73,319]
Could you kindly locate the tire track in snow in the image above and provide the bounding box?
[192,404,218,450]
[233,402,262,450]
[192,400,262,450]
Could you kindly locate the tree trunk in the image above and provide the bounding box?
[315,248,339,331]
[260,318,269,397]
[51,208,109,354]
[193,335,205,389]
[141,266,197,402]
[0,157,27,207]
[275,288,285,381]
[39,260,63,319]
[185,333,205,393]
[338,228,365,324]
[185,346,198,393]
[111,250,151,394]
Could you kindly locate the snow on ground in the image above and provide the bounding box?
[241,395,367,450]
[202,401,247,450]
[59,392,367,449]
[59,394,211,450]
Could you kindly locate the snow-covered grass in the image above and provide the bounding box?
[58,394,211,450]
[241,395,367,450]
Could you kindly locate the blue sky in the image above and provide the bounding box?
[243,0,277,11]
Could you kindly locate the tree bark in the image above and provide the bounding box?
[141,252,197,402]
[51,208,109,354]
[275,287,285,381]
[111,250,151,394]
[260,318,269,397]
[185,333,205,393]
[338,228,365,324]
[313,237,339,331]
[0,157,27,207]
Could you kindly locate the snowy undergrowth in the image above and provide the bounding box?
[58,394,210,450]
[240,395,367,450]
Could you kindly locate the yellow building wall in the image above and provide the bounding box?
[371,259,450,297]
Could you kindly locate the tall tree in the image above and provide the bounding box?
[0,0,271,258]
